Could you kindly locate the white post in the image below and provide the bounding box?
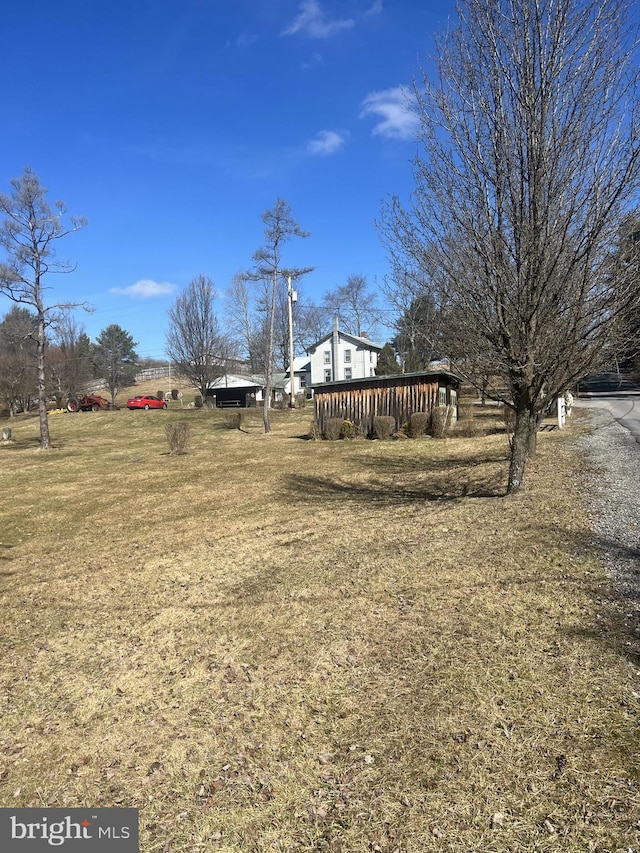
[557,396,566,429]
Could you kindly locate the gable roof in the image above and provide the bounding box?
[311,368,461,390]
[208,373,264,389]
[286,356,311,375]
[308,329,383,352]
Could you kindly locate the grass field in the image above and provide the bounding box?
[0,394,638,852]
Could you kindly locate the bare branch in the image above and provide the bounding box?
[380,0,640,492]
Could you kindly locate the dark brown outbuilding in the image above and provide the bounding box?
[312,370,461,436]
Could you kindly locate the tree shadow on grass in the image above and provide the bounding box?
[284,446,508,504]
[363,449,508,476]
[285,471,506,505]
[0,542,15,561]
[0,436,43,451]
[567,539,640,668]
[522,525,640,669]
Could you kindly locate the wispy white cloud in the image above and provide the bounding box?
[359,86,419,140]
[110,279,176,299]
[307,129,348,156]
[364,0,383,16]
[226,32,259,48]
[301,51,325,70]
[282,0,355,38]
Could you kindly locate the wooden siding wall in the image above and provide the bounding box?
[314,377,446,435]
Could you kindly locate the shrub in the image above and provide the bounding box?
[429,406,451,438]
[157,390,165,401]
[194,395,203,409]
[224,411,243,430]
[353,420,368,439]
[171,389,179,400]
[342,419,356,439]
[165,421,191,455]
[295,392,306,409]
[324,417,344,441]
[408,411,430,438]
[373,415,396,440]
[308,420,322,440]
[455,420,476,437]
[457,403,472,422]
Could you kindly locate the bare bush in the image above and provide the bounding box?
[324,418,344,441]
[430,407,451,438]
[224,411,243,430]
[308,420,322,440]
[373,415,396,440]
[408,411,430,437]
[165,421,191,455]
[454,403,478,437]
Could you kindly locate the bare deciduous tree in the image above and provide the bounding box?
[48,312,94,406]
[381,0,640,493]
[166,274,233,402]
[0,167,87,448]
[0,306,38,415]
[296,301,330,352]
[226,272,265,374]
[227,270,325,373]
[250,199,312,433]
[323,273,380,338]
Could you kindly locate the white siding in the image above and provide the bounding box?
[309,333,379,384]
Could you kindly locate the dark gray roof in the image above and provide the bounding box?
[308,330,383,352]
[311,368,461,390]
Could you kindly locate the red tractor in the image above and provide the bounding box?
[66,394,111,413]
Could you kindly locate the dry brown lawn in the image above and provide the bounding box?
[0,398,638,852]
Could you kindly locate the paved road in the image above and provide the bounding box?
[574,372,640,443]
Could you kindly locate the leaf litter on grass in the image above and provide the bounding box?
[0,404,638,851]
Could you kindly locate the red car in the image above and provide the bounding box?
[126,395,167,411]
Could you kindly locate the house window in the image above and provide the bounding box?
[324,369,332,382]
[344,367,352,380]
[438,387,447,406]
[323,351,331,364]
[344,349,352,363]
[299,375,306,388]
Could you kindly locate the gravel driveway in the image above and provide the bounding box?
[577,407,640,602]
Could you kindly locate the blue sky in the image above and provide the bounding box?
[2,0,455,360]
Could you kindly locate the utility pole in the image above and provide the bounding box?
[286,275,297,407]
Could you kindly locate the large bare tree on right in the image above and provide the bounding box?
[381,0,640,493]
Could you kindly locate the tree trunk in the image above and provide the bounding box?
[262,386,271,434]
[36,312,51,450]
[262,269,279,435]
[507,406,537,493]
[527,420,538,457]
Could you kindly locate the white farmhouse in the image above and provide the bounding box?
[284,356,312,399]
[307,319,383,385]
